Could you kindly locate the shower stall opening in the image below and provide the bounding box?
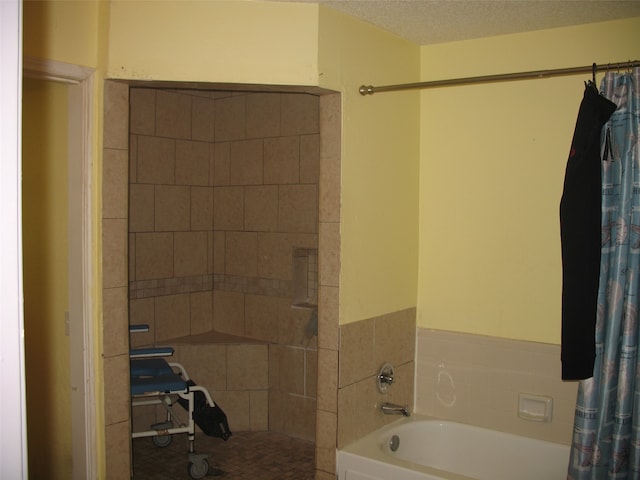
[101,80,342,479]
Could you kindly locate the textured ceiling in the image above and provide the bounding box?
[275,0,640,45]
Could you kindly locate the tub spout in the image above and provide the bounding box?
[381,402,410,417]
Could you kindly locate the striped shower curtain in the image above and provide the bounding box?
[568,67,640,479]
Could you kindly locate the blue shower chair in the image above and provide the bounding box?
[130,325,227,479]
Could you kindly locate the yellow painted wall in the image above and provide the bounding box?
[23,0,103,67]
[23,1,110,476]
[318,6,420,324]
[107,0,319,85]
[418,17,640,344]
[22,77,71,479]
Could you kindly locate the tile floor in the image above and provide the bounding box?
[132,431,315,479]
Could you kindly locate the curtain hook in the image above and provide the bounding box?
[592,63,597,85]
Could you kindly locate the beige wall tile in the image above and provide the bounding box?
[339,318,375,387]
[338,374,390,447]
[105,421,131,480]
[214,186,244,231]
[319,94,341,159]
[103,354,130,425]
[270,344,304,395]
[306,349,318,398]
[316,409,337,450]
[135,232,173,280]
[213,231,226,274]
[103,148,128,219]
[317,348,338,413]
[215,95,246,142]
[130,88,155,136]
[129,183,154,232]
[155,185,190,231]
[230,139,263,185]
[256,233,290,280]
[281,93,319,136]
[250,390,269,431]
[337,382,357,448]
[213,290,245,336]
[103,218,128,289]
[374,308,416,368]
[174,231,208,277]
[283,395,316,441]
[319,154,340,223]
[244,185,278,232]
[137,135,175,185]
[244,294,279,343]
[156,90,191,139]
[279,184,318,233]
[227,344,268,390]
[190,186,213,231]
[129,135,138,182]
[190,291,213,335]
[207,231,214,274]
[319,222,340,287]
[246,93,281,139]
[213,142,230,186]
[103,287,129,357]
[192,96,215,142]
[355,374,388,435]
[269,390,286,433]
[300,134,320,184]
[154,293,190,341]
[103,81,129,150]
[174,343,226,390]
[176,140,210,186]
[264,136,299,184]
[318,286,339,351]
[225,231,258,277]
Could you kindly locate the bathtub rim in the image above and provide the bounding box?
[338,415,474,480]
[337,414,570,480]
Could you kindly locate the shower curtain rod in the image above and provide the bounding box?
[359,60,640,95]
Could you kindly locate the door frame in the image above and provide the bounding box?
[0,1,27,477]
[23,56,97,480]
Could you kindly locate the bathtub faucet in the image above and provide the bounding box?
[381,402,410,417]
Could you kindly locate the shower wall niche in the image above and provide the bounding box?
[128,87,320,440]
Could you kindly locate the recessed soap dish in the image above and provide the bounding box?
[518,393,553,422]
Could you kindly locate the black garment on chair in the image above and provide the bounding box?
[560,83,616,380]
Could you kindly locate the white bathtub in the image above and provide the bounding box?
[337,416,570,480]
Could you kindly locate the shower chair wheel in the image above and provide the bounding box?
[152,434,173,448]
[187,458,209,479]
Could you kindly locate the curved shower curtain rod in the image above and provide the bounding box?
[359,60,640,95]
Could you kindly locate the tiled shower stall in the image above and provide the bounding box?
[127,88,321,438]
[102,81,344,479]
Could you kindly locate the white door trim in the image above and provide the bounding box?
[23,57,97,480]
[0,1,27,477]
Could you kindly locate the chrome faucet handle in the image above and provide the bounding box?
[376,362,395,393]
